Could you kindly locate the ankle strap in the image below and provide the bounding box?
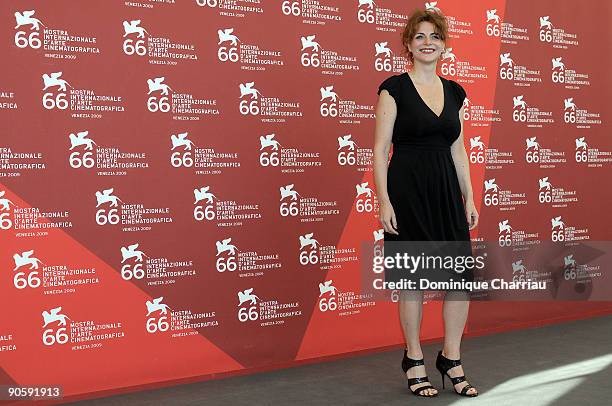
[404,351,425,367]
[439,351,462,367]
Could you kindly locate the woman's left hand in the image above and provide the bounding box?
[465,199,479,230]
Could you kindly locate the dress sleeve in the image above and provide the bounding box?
[450,80,467,106]
[377,75,401,105]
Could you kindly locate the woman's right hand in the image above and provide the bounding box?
[379,200,399,235]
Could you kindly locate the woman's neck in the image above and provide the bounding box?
[408,64,439,85]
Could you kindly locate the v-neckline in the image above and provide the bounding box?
[405,72,446,119]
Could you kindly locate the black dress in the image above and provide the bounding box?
[378,73,473,288]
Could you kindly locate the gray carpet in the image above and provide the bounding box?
[71,315,612,406]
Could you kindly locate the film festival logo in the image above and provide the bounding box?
[237,287,300,326]
[319,85,339,117]
[317,279,375,315]
[573,137,611,165]
[355,182,378,213]
[562,97,601,128]
[511,259,530,283]
[193,185,261,225]
[259,134,281,167]
[171,132,196,168]
[120,243,147,281]
[298,232,358,269]
[524,137,566,167]
[238,82,263,116]
[439,47,458,77]
[525,136,541,162]
[485,9,502,36]
[68,130,148,173]
[318,280,339,312]
[550,216,566,242]
[215,237,239,273]
[299,35,320,68]
[145,297,171,334]
[538,177,553,203]
[538,16,553,43]
[373,41,408,74]
[239,81,301,119]
[217,28,240,62]
[538,16,579,48]
[218,28,284,70]
[319,86,374,122]
[575,137,588,163]
[551,57,591,88]
[213,236,281,276]
[538,176,578,207]
[499,53,547,85]
[469,136,486,164]
[196,0,263,16]
[498,219,513,247]
[298,232,356,270]
[356,0,376,24]
[147,76,221,117]
[13,249,43,290]
[237,288,260,322]
[0,190,18,230]
[549,216,589,243]
[499,53,515,81]
[279,184,301,217]
[299,232,320,266]
[551,57,566,83]
[483,179,500,207]
[279,183,338,221]
[122,20,149,56]
[42,306,71,346]
[123,20,198,62]
[68,130,97,168]
[193,186,216,221]
[498,219,540,249]
[95,188,123,225]
[299,34,359,73]
[42,72,125,114]
[195,0,217,8]
[41,72,71,110]
[460,94,471,121]
[145,296,218,335]
[483,179,527,209]
[13,249,98,294]
[337,134,358,166]
[563,97,577,124]
[146,76,173,113]
[374,41,392,71]
[13,10,44,48]
[14,10,98,55]
[0,190,72,232]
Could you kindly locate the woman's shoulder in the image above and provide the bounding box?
[377,73,407,102]
[444,77,467,105]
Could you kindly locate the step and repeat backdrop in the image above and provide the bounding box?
[1,0,610,401]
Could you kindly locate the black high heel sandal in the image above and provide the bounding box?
[401,350,438,397]
[435,350,478,397]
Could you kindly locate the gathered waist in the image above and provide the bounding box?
[392,143,450,153]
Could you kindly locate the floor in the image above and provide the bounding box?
[70,315,612,406]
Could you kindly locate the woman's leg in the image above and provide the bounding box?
[441,291,477,395]
[399,290,437,396]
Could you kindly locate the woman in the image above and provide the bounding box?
[373,9,479,397]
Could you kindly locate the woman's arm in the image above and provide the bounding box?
[451,106,479,230]
[374,90,399,234]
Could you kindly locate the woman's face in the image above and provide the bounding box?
[407,21,445,63]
